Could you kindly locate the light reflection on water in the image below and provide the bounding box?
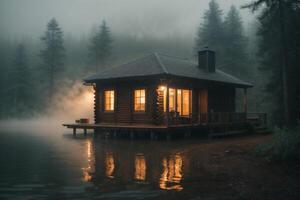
[81,139,185,191]
[0,131,202,199]
[160,154,183,191]
[105,152,115,179]
[134,154,147,181]
[82,139,94,182]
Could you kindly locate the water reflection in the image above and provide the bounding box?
[82,139,187,191]
[105,152,115,179]
[160,154,183,191]
[82,139,94,182]
[134,154,146,181]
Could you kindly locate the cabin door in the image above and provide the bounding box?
[199,90,208,123]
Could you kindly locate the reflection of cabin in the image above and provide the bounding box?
[86,140,187,191]
[64,49,267,138]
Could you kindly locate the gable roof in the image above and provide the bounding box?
[84,53,253,88]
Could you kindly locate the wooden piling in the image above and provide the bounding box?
[130,131,134,140]
[150,131,155,140]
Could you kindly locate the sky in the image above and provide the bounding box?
[0,0,255,39]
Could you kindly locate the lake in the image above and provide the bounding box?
[0,124,211,200]
[0,122,297,200]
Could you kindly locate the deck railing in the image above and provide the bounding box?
[168,112,267,127]
[199,112,247,124]
[246,112,267,127]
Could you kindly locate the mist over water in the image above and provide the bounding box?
[0,81,93,135]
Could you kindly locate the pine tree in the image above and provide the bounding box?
[195,0,224,60]
[222,5,249,77]
[89,20,113,71]
[244,0,300,125]
[40,18,65,103]
[0,39,12,117]
[12,44,31,115]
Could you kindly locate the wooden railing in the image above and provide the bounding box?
[199,112,247,124]
[246,112,267,127]
[168,112,267,127]
[168,111,192,125]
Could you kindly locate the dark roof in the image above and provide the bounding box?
[84,53,253,88]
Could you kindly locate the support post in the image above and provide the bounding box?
[150,131,155,140]
[243,88,248,114]
[84,129,87,135]
[130,130,134,140]
[73,128,76,136]
[166,131,171,140]
[166,84,170,127]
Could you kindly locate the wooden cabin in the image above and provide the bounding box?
[64,49,266,138]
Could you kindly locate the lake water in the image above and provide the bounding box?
[0,126,213,200]
[0,122,297,200]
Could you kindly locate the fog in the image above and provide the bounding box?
[0,81,94,134]
[0,0,263,129]
[0,0,254,39]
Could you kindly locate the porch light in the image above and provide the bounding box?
[159,85,166,91]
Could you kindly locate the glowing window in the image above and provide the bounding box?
[134,89,146,111]
[158,86,191,116]
[177,89,182,115]
[104,90,114,111]
[169,88,176,111]
[182,90,190,116]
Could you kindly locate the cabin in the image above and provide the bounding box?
[64,49,267,138]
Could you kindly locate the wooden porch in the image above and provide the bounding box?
[63,112,267,139]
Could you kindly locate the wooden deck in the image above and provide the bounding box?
[63,113,267,139]
[62,123,195,136]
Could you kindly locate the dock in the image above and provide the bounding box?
[62,123,195,139]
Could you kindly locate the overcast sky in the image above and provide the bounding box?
[0,0,255,39]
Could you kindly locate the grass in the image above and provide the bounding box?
[255,124,300,162]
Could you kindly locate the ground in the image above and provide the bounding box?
[160,134,300,200]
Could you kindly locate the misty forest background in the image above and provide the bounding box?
[0,0,299,126]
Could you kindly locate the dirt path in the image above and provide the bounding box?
[160,135,300,200]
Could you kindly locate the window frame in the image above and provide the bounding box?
[103,89,115,112]
[134,88,146,112]
[163,87,192,117]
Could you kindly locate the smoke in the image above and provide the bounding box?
[48,80,94,122]
[0,80,94,134]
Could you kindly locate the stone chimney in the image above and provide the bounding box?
[198,47,215,72]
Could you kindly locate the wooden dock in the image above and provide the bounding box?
[62,123,195,139]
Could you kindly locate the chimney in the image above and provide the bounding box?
[198,48,215,72]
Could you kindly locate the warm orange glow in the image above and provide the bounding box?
[84,88,94,105]
[134,154,147,181]
[104,90,114,111]
[169,88,176,111]
[177,89,182,115]
[159,87,191,116]
[159,154,183,191]
[134,89,146,111]
[182,90,190,116]
[158,85,166,91]
[82,139,94,182]
[105,153,115,179]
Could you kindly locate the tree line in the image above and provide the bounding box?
[194,0,300,126]
[0,19,113,118]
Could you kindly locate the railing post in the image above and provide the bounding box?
[243,88,248,114]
